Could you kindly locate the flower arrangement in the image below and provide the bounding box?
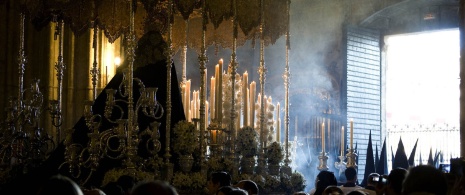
[266,141,284,165]
[172,120,198,155]
[236,126,258,157]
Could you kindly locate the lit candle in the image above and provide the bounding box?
[243,71,248,126]
[215,65,219,120]
[210,77,216,121]
[250,81,256,128]
[218,59,223,121]
[186,80,191,121]
[341,126,344,156]
[190,99,194,120]
[322,122,325,153]
[245,88,249,126]
[350,119,353,150]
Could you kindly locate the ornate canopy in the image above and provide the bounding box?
[12,0,288,51]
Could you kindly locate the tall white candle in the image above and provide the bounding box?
[215,65,219,120]
[341,126,345,156]
[243,71,248,126]
[218,59,223,121]
[210,77,216,121]
[186,80,191,121]
[250,81,256,128]
[350,119,353,150]
[245,88,250,126]
[322,122,325,153]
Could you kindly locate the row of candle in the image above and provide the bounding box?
[181,59,283,142]
[320,119,354,156]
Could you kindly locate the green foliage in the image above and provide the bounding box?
[266,142,284,164]
[236,126,258,157]
[173,120,198,155]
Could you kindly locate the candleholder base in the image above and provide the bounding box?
[317,151,329,171]
[346,149,357,168]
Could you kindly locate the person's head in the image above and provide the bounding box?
[83,188,106,195]
[117,175,136,194]
[227,188,248,195]
[131,180,177,195]
[402,165,447,195]
[346,190,367,195]
[102,182,124,195]
[323,186,343,195]
[37,174,83,195]
[315,171,338,195]
[367,173,380,187]
[216,186,235,195]
[385,168,407,195]
[208,172,232,195]
[234,180,258,195]
[345,167,357,182]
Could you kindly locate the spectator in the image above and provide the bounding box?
[358,173,377,195]
[83,188,106,195]
[385,168,407,195]
[402,165,448,195]
[207,171,232,195]
[101,182,124,195]
[36,174,83,195]
[131,180,178,195]
[340,167,363,194]
[217,186,235,195]
[228,188,248,195]
[309,171,337,195]
[117,175,136,195]
[322,186,343,195]
[365,173,379,191]
[234,180,259,195]
[346,190,367,195]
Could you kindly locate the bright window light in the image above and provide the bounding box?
[386,29,459,125]
[385,29,460,167]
